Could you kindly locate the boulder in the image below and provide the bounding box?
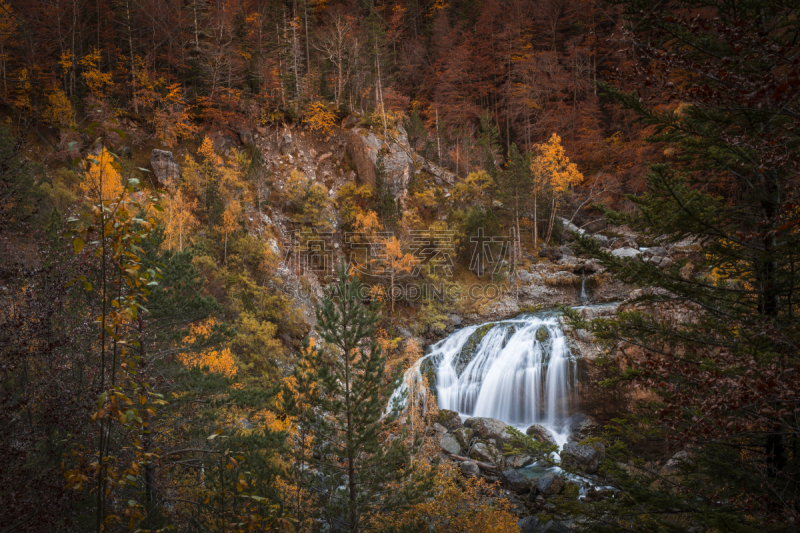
[525,424,557,446]
[506,454,534,469]
[518,516,571,533]
[557,245,575,257]
[644,246,668,257]
[464,417,513,446]
[469,442,504,466]
[460,461,481,478]
[501,468,531,494]
[279,134,294,155]
[562,413,600,440]
[659,257,674,269]
[210,130,238,153]
[452,427,475,450]
[591,234,610,247]
[535,472,565,496]
[517,269,534,283]
[611,237,638,250]
[448,315,463,327]
[341,115,359,129]
[426,162,457,186]
[611,247,641,258]
[150,149,181,188]
[561,441,605,474]
[346,127,414,196]
[432,423,448,434]
[439,433,462,455]
[438,409,463,431]
[238,126,254,146]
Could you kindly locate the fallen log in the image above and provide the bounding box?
[448,454,499,472]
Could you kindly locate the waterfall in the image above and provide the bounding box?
[424,314,578,432]
[580,275,589,306]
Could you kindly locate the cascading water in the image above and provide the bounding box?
[580,275,589,306]
[418,313,579,445]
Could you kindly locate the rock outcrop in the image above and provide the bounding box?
[150,149,181,188]
[561,441,605,474]
[464,417,514,446]
[525,424,557,446]
[346,126,414,196]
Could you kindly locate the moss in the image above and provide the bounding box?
[536,327,549,343]
[453,323,496,376]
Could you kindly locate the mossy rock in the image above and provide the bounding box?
[453,323,496,376]
[536,327,549,343]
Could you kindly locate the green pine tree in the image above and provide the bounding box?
[286,261,431,532]
[565,0,800,530]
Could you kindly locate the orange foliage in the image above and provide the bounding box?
[81,148,125,203]
[178,319,237,377]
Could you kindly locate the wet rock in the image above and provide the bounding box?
[440,433,462,455]
[525,424,557,446]
[469,442,504,466]
[518,516,571,533]
[438,409,463,431]
[611,247,641,258]
[501,468,531,494]
[506,454,534,468]
[464,417,513,446]
[535,472,565,496]
[460,461,481,478]
[452,427,475,450]
[561,441,605,474]
[563,413,600,440]
[150,149,181,188]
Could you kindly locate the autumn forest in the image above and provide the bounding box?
[1,0,799,531]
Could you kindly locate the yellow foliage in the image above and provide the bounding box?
[335,181,374,229]
[452,170,495,209]
[376,462,520,532]
[11,68,31,112]
[157,189,199,250]
[303,101,337,134]
[42,88,76,127]
[178,319,238,377]
[284,169,333,231]
[79,48,113,98]
[154,83,197,147]
[531,133,583,196]
[81,148,125,203]
[58,50,74,73]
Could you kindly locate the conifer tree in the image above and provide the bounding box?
[286,261,430,532]
[567,0,800,530]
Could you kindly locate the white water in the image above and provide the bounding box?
[416,313,579,449]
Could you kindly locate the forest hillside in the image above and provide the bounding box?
[1,0,799,531]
